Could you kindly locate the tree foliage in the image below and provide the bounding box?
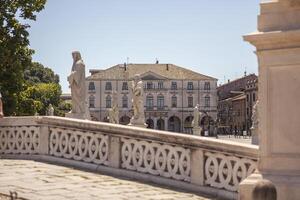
[17,83,61,116]
[0,0,47,115]
[24,62,60,85]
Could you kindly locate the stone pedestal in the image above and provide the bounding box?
[240,0,300,199]
[65,113,87,120]
[129,118,147,128]
[193,127,202,136]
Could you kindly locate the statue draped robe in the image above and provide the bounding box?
[68,60,86,114]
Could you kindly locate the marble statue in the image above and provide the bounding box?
[108,91,119,124]
[251,100,259,129]
[192,104,201,128]
[251,100,259,145]
[47,104,54,116]
[192,104,202,136]
[66,51,89,120]
[0,92,3,118]
[129,74,146,127]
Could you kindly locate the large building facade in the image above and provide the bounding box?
[86,63,218,133]
[217,73,258,134]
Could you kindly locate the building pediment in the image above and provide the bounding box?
[140,71,168,80]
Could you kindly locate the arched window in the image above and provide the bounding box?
[158,81,164,89]
[187,82,193,90]
[205,95,210,107]
[89,95,95,108]
[122,95,128,108]
[122,82,128,90]
[157,95,164,110]
[171,95,177,108]
[106,95,111,108]
[188,96,193,107]
[146,95,153,110]
[146,82,154,89]
[105,82,112,90]
[204,82,210,90]
[171,81,177,90]
[89,82,95,91]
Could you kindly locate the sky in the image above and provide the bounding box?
[28,0,261,93]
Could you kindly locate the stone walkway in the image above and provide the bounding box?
[0,159,212,200]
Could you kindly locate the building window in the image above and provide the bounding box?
[157,95,164,110]
[247,94,250,102]
[122,95,128,108]
[105,82,112,90]
[89,95,95,108]
[171,81,177,90]
[188,96,193,107]
[106,95,111,108]
[122,82,128,90]
[171,96,177,108]
[89,82,95,91]
[158,81,164,89]
[147,82,153,89]
[146,95,154,110]
[205,95,210,107]
[204,82,210,90]
[253,93,256,102]
[187,82,193,90]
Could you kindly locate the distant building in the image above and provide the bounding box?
[86,63,218,134]
[217,74,258,134]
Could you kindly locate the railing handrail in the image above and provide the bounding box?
[34,116,258,159]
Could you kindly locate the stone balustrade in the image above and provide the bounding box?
[0,116,258,199]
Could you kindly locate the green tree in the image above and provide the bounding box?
[24,62,59,85]
[17,83,61,116]
[0,0,46,115]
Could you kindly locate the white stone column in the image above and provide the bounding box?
[240,1,300,199]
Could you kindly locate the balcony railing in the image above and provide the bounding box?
[0,116,258,200]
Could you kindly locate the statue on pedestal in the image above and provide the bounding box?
[192,104,202,135]
[47,104,54,116]
[129,74,146,127]
[66,51,90,120]
[0,92,3,118]
[108,91,119,124]
[251,100,259,145]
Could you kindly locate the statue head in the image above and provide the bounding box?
[133,74,141,82]
[72,51,82,63]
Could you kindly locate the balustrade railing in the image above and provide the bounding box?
[0,116,258,199]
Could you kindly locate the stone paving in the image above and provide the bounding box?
[0,159,212,200]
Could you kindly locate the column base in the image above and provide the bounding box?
[129,118,147,128]
[239,171,300,200]
[193,127,202,136]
